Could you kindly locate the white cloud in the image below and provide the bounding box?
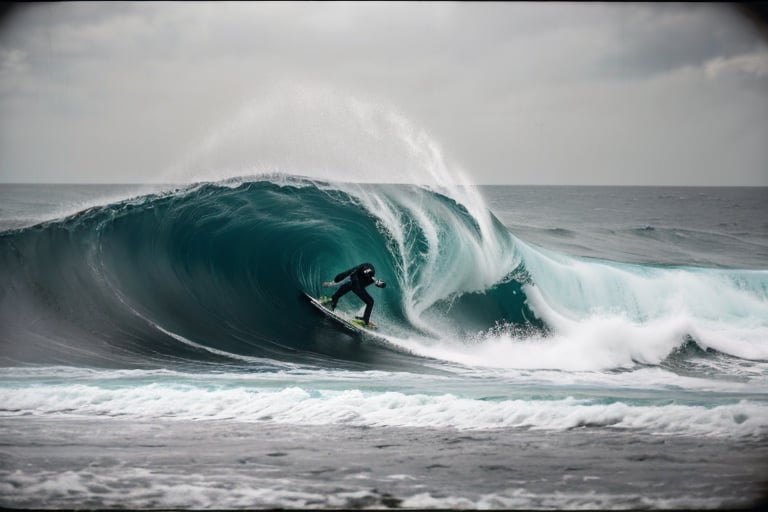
[705,51,768,79]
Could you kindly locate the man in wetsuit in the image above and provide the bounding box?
[322,262,386,327]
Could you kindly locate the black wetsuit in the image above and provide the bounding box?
[330,263,376,324]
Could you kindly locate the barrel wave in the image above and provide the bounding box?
[2,175,767,371]
[0,176,532,368]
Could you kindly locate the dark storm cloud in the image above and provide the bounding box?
[598,4,768,79]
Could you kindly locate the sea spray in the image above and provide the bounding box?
[162,84,527,337]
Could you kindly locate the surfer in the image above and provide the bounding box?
[322,263,386,327]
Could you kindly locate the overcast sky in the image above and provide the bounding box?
[0,2,767,185]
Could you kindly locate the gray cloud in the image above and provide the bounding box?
[0,2,766,185]
[596,4,766,78]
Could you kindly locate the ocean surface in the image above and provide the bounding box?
[1,178,767,509]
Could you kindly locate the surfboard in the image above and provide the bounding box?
[304,292,380,338]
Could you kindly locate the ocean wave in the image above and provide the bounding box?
[0,176,531,368]
[1,174,766,371]
[1,382,765,438]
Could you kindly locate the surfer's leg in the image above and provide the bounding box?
[353,286,374,324]
[330,282,353,310]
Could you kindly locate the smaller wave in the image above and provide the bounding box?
[513,238,768,367]
[1,383,765,438]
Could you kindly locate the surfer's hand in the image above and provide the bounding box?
[322,281,333,287]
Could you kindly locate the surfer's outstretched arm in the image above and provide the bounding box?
[323,276,351,287]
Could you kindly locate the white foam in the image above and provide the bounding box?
[0,466,342,509]
[390,312,688,372]
[0,465,735,510]
[497,239,768,367]
[402,490,729,510]
[2,383,765,438]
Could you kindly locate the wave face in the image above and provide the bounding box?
[1,175,767,371]
[0,176,531,368]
